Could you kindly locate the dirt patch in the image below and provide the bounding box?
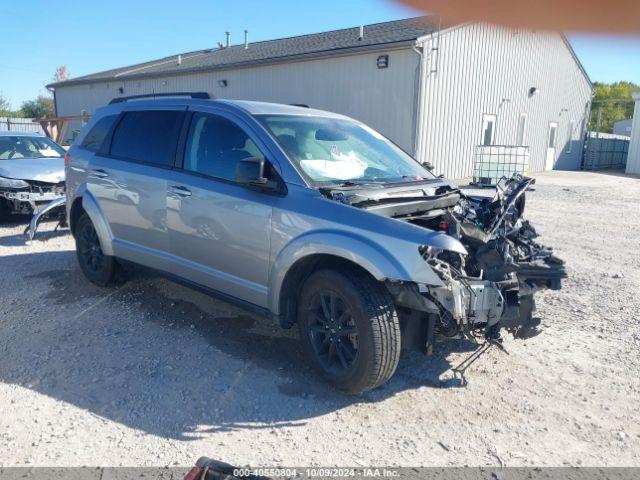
[0,171,639,467]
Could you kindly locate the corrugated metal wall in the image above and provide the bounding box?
[56,25,592,178]
[626,95,640,174]
[55,48,420,152]
[415,24,593,178]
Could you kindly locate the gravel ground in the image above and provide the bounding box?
[0,170,639,468]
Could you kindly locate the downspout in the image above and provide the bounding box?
[46,85,58,117]
[412,40,427,162]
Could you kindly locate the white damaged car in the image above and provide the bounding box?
[0,131,66,222]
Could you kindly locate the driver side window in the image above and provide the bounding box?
[184,113,264,182]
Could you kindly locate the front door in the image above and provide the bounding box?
[166,111,275,307]
[546,122,558,170]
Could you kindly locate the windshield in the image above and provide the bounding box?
[258,115,434,185]
[0,136,65,160]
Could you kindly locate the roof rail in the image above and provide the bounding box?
[289,103,310,108]
[109,92,211,105]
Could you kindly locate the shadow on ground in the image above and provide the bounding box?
[0,250,481,441]
[0,217,69,247]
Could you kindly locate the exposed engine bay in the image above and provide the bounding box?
[321,174,566,348]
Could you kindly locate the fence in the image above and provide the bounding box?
[0,117,45,135]
[471,145,530,187]
[582,132,629,170]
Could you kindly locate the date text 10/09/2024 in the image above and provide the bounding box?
[231,468,401,478]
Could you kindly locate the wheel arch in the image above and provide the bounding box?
[275,253,383,330]
[69,190,115,256]
[268,230,417,328]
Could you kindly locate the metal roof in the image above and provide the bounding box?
[48,16,445,88]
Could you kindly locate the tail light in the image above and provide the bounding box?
[64,150,70,167]
[183,467,203,480]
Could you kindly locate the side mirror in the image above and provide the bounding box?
[236,157,278,191]
[422,161,434,172]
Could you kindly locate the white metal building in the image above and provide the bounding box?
[626,93,640,175]
[613,118,633,137]
[49,17,593,178]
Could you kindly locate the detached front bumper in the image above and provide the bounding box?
[24,196,67,240]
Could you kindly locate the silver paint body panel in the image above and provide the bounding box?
[67,99,466,315]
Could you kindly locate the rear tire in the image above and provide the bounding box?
[74,213,117,286]
[297,269,401,394]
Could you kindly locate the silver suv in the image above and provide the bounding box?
[66,93,565,393]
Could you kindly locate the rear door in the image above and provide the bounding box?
[87,106,186,269]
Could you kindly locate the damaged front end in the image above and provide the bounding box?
[324,174,565,349]
[0,179,67,239]
[0,178,65,216]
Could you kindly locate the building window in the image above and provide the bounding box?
[566,120,575,153]
[481,114,497,146]
[548,122,558,149]
[516,113,527,146]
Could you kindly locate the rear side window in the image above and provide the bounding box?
[110,110,183,166]
[80,115,118,152]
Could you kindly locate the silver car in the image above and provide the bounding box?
[0,131,66,221]
[66,93,565,393]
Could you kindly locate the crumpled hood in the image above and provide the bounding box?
[0,158,65,183]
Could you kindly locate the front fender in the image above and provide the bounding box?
[267,229,444,315]
[71,187,115,256]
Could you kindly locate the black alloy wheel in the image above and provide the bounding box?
[74,213,118,286]
[307,289,359,373]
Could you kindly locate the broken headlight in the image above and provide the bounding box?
[0,176,29,189]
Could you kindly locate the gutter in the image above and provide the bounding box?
[560,33,594,93]
[46,85,58,117]
[412,39,428,160]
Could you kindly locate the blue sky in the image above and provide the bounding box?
[1,0,639,109]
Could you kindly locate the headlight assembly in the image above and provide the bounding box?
[0,176,30,189]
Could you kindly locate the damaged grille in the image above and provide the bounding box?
[25,180,65,195]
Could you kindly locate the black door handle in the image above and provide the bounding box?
[91,169,109,178]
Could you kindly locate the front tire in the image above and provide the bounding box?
[297,269,401,394]
[74,213,117,286]
[0,199,11,223]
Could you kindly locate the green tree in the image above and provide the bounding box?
[0,93,10,116]
[589,81,640,133]
[20,95,54,118]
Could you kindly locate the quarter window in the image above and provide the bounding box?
[183,113,263,181]
[110,111,183,166]
[80,115,118,152]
